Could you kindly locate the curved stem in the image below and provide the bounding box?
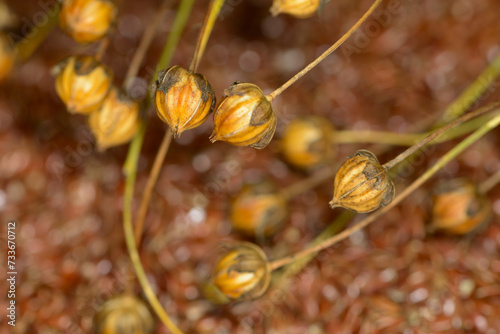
[14,4,60,61]
[383,100,500,170]
[123,124,183,334]
[189,0,225,72]
[122,0,195,332]
[269,111,500,271]
[333,130,422,146]
[266,0,383,101]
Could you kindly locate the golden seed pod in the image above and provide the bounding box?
[230,181,288,238]
[330,150,395,213]
[94,295,154,334]
[0,34,15,81]
[152,65,216,137]
[88,86,140,151]
[210,82,277,149]
[203,242,271,304]
[281,115,336,170]
[430,179,491,235]
[270,0,328,18]
[55,55,113,114]
[60,0,117,44]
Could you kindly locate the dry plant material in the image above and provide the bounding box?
[89,87,140,151]
[210,82,277,149]
[152,65,216,137]
[94,295,155,334]
[430,179,491,235]
[281,115,336,170]
[0,34,15,81]
[230,181,288,238]
[330,150,395,213]
[54,55,113,114]
[59,0,117,44]
[270,0,327,18]
[203,242,271,304]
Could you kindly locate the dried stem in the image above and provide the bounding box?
[134,0,225,245]
[269,111,500,271]
[266,0,383,101]
[383,100,500,170]
[122,0,195,332]
[95,37,110,61]
[478,169,500,194]
[124,0,171,90]
[189,0,225,72]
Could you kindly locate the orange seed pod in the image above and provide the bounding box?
[330,150,394,213]
[270,0,327,18]
[55,55,113,114]
[210,82,276,149]
[281,115,335,170]
[94,295,154,334]
[88,87,140,151]
[60,0,117,44]
[430,179,491,235]
[203,242,271,304]
[152,65,216,137]
[0,34,15,81]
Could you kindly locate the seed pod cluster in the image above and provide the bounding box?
[94,295,154,334]
[270,0,328,18]
[330,150,395,213]
[55,55,113,114]
[60,0,117,44]
[153,65,216,137]
[211,82,277,149]
[89,86,140,151]
[281,115,335,170]
[430,179,491,235]
[230,181,288,238]
[0,34,15,81]
[203,242,271,304]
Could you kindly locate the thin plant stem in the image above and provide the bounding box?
[14,4,60,61]
[266,0,383,101]
[281,166,335,200]
[478,169,500,194]
[123,123,183,334]
[122,0,195,332]
[124,0,171,90]
[189,0,225,72]
[134,0,225,245]
[134,128,173,244]
[383,100,500,170]
[95,37,110,61]
[442,52,500,123]
[269,111,500,271]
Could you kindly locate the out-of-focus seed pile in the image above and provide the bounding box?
[1,0,500,333]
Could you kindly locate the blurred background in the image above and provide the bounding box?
[1,0,500,332]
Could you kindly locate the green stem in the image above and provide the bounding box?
[14,4,60,61]
[122,0,195,332]
[269,111,500,271]
[442,53,500,122]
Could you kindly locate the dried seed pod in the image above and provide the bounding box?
[152,65,216,137]
[203,242,271,304]
[330,150,394,213]
[94,295,154,334]
[0,34,15,81]
[270,0,328,18]
[430,179,491,235]
[89,87,140,151]
[55,55,113,114]
[210,82,276,149]
[230,181,288,238]
[281,115,335,170]
[60,0,117,44]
